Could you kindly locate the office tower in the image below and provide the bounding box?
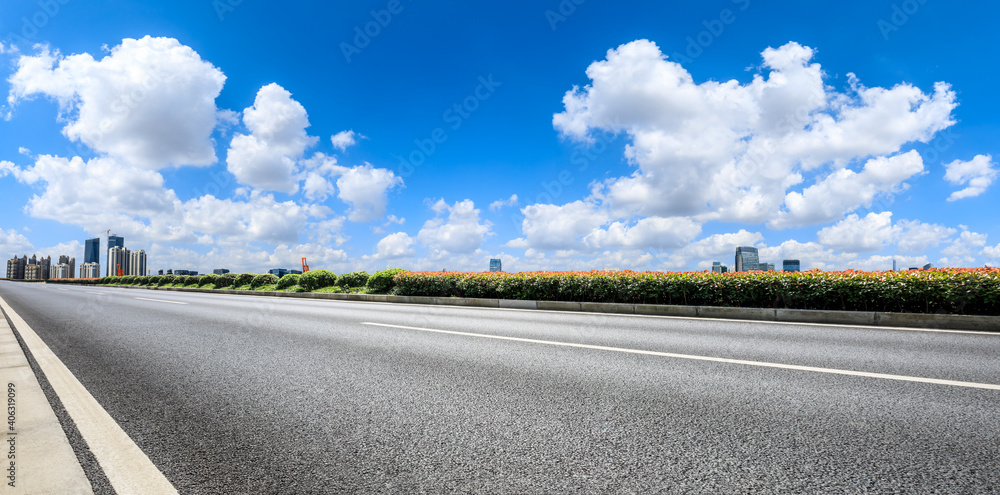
[80,262,101,278]
[108,246,130,276]
[128,250,147,276]
[922,263,933,270]
[711,261,728,274]
[735,246,759,272]
[892,259,897,271]
[489,258,502,272]
[783,259,800,272]
[85,238,100,264]
[107,235,124,276]
[213,269,230,275]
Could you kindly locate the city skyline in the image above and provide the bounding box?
[1,2,999,274]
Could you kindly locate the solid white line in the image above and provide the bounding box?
[86,291,106,295]
[134,297,187,305]
[362,322,1000,391]
[0,296,178,494]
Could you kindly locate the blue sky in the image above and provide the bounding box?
[1,0,998,274]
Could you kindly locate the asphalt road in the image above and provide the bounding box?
[2,281,999,493]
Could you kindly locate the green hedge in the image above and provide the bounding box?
[337,271,370,288]
[250,273,279,289]
[389,269,1000,315]
[214,273,238,288]
[199,274,217,287]
[276,274,301,290]
[300,270,337,291]
[366,268,407,294]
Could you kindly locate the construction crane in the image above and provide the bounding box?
[301,257,309,273]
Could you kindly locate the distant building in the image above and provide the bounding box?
[128,250,147,276]
[711,261,728,273]
[759,262,775,271]
[80,262,101,278]
[735,246,759,272]
[268,268,302,277]
[158,269,164,275]
[53,263,73,279]
[213,269,230,275]
[922,263,934,270]
[6,256,27,280]
[489,258,502,272]
[783,259,800,272]
[892,259,897,271]
[106,235,124,276]
[58,255,76,279]
[173,269,198,276]
[22,255,51,280]
[108,246,130,276]
[84,237,100,265]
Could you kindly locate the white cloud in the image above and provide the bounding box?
[489,194,519,211]
[225,83,318,193]
[417,199,493,258]
[941,230,987,261]
[943,154,997,201]
[583,216,701,250]
[895,220,956,253]
[514,201,609,251]
[552,39,955,226]
[370,232,415,260]
[330,130,362,151]
[663,230,763,269]
[335,163,402,222]
[8,37,226,169]
[816,212,896,253]
[772,151,924,228]
[0,228,33,257]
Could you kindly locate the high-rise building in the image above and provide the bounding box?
[783,259,800,272]
[6,256,26,280]
[735,246,759,272]
[922,263,934,270]
[58,255,76,279]
[128,250,147,276]
[107,235,124,276]
[108,246,130,277]
[53,264,73,279]
[213,269,230,275]
[80,262,101,278]
[759,262,775,271]
[892,259,897,271]
[489,258,502,272]
[84,238,100,264]
[711,261,728,273]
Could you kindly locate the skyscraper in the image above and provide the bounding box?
[108,246,130,277]
[735,246,759,272]
[489,258,502,272]
[58,255,76,279]
[80,262,100,278]
[85,237,100,264]
[128,250,147,276]
[783,259,800,272]
[107,235,124,276]
[6,256,26,280]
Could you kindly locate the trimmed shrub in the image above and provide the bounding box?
[120,275,136,285]
[250,273,279,290]
[174,275,190,287]
[156,275,175,287]
[199,274,217,287]
[136,276,149,286]
[337,271,370,288]
[366,268,408,294]
[186,275,202,287]
[145,275,160,286]
[233,272,257,288]
[275,274,301,290]
[214,273,238,289]
[299,270,337,291]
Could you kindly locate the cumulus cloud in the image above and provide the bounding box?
[418,199,492,258]
[583,216,701,250]
[552,39,955,226]
[8,36,226,169]
[335,164,403,222]
[226,83,317,193]
[512,201,609,251]
[0,228,33,256]
[369,232,415,260]
[895,220,956,253]
[816,212,896,253]
[943,154,997,201]
[330,130,362,151]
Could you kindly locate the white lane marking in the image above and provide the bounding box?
[57,288,69,291]
[362,322,1000,391]
[86,291,106,295]
[134,297,187,305]
[0,296,178,494]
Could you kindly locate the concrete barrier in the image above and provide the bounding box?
[697,306,776,322]
[876,312,1000,332]
[579,302,635,314]
[634,304,698,317]
[776,308,876,326]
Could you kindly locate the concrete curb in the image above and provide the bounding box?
[57,283,1000,332]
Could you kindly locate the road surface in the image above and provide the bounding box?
[2,281,999,493]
